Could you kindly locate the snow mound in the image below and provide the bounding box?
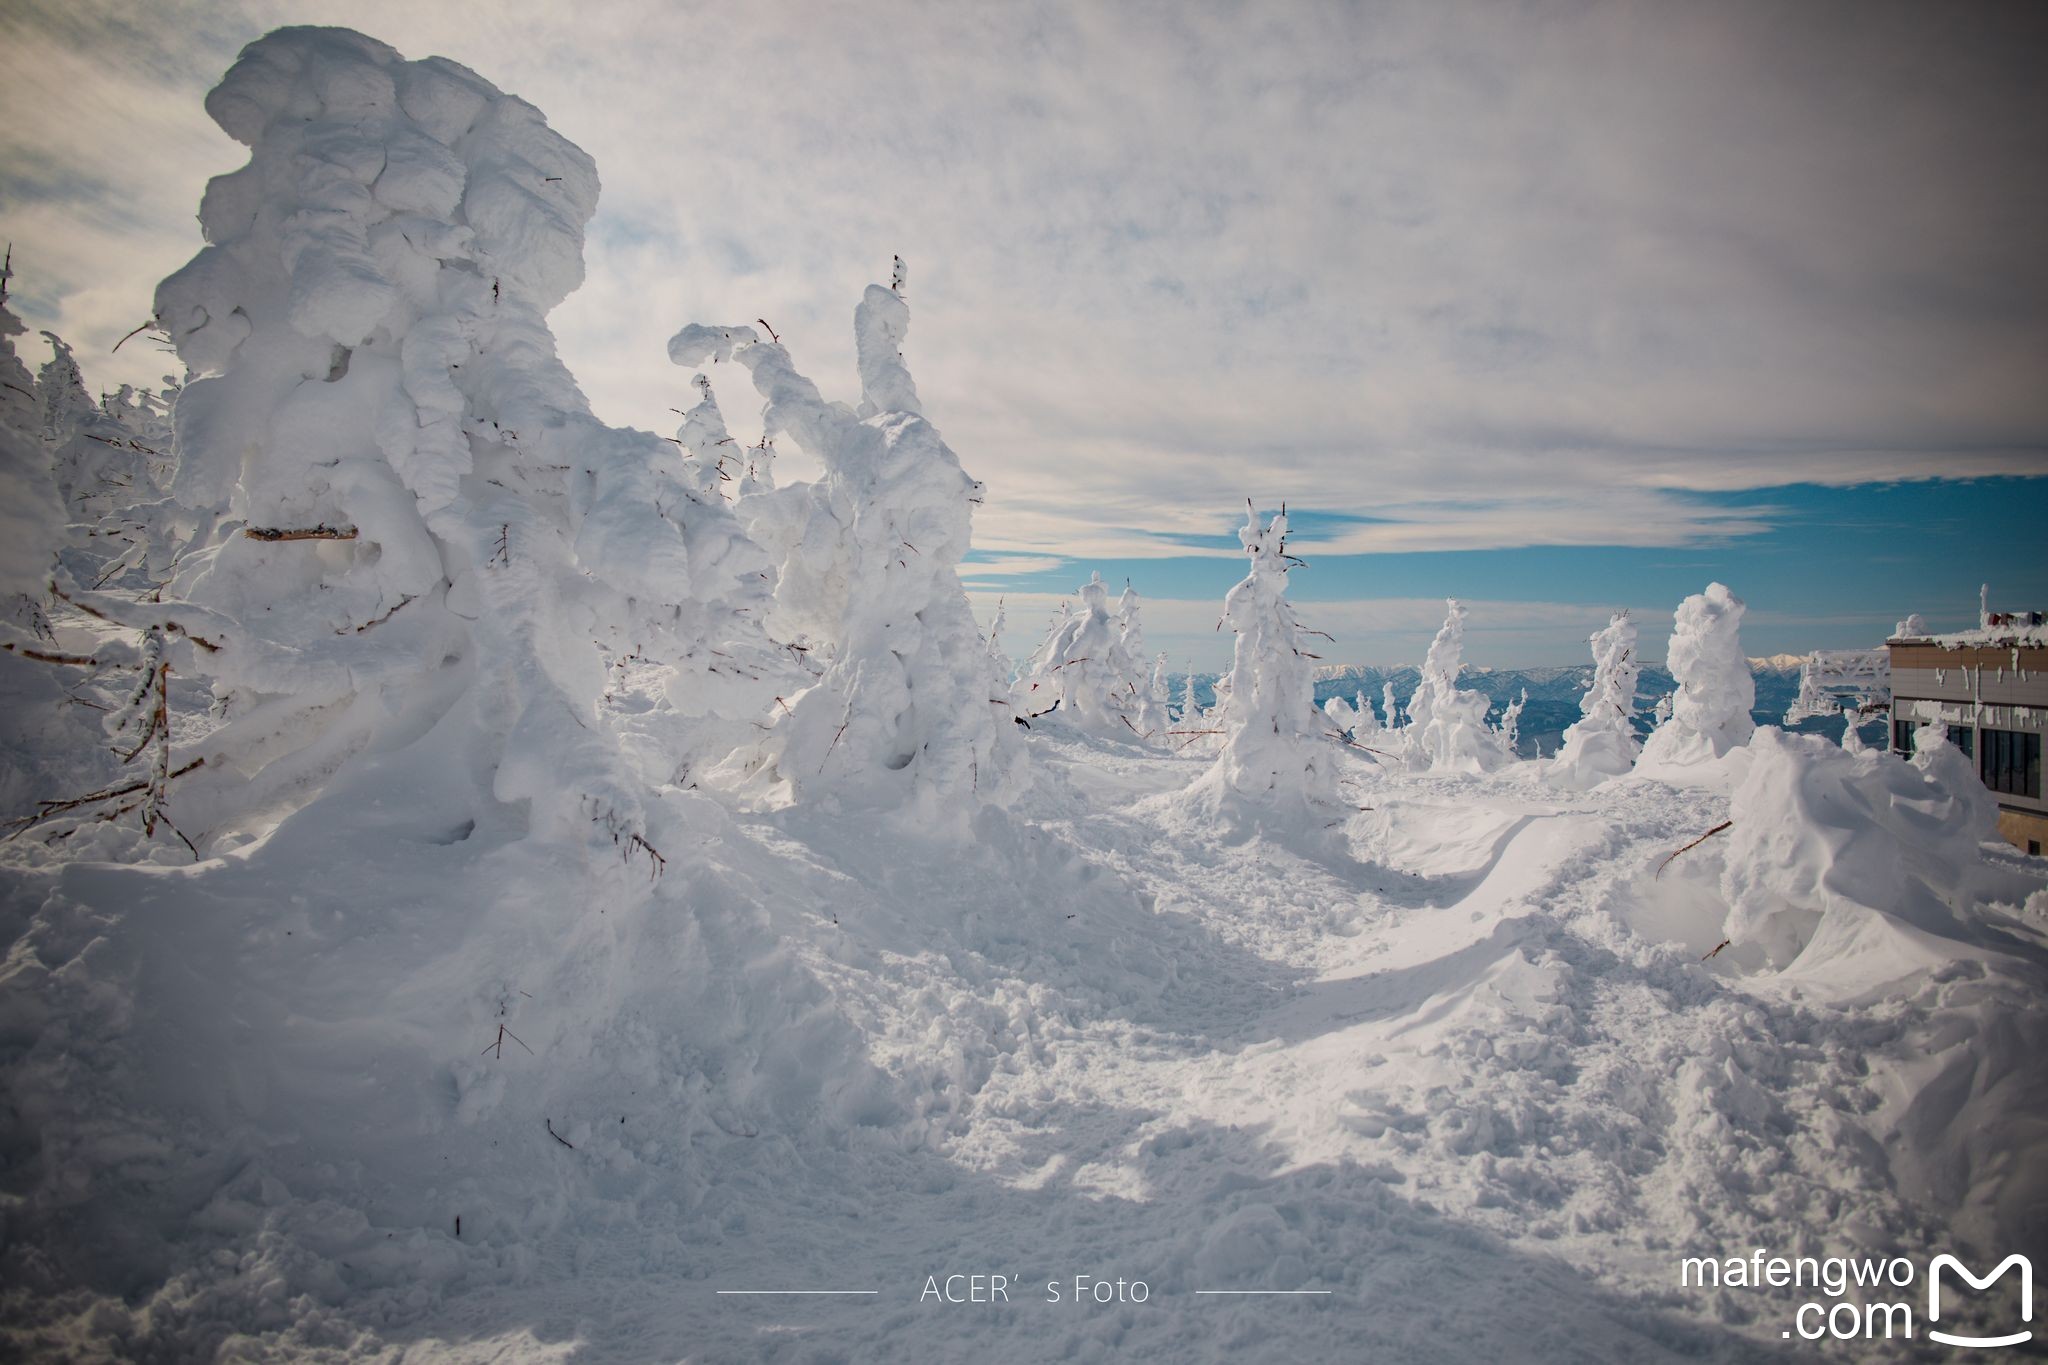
[1719,727,2024,980]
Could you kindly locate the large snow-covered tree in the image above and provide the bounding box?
[1181,506,1338,821]
[1548,610,1641,789]
[670,263,1022,829]
[108,26,775,859]
[1638,582,1755,772]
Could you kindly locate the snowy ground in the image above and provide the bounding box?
[4,716,2043,1363]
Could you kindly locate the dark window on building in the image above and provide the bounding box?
[1956,728,1975,759]
[1979,728,2042,800]
[1892,719,1917,755]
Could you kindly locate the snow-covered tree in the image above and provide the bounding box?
[39,331,156,521]
[1115,583,1168,738]
[1402,599,1502,774]
[1548,610,1641,789]
[101,379,179,492]
[983,597,1017,729]
[1323,693,1357,734]
[674,371,737,495]
[120,27,775,859]
[1638,582,1755,773]
[1008,571,1143,736]
[1137,650,1170,738]
[0,253,62,638]
[670,261,1022,829]
[1182,506,1338,820]
[1495,689,1526,759]
[1352,689,1382,744]
[983,597,1010,687]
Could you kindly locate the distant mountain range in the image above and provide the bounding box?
[1171,657,1870,758]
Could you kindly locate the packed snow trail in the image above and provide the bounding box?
[8,722,2041,1361]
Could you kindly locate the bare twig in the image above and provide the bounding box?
[626,833,666,880]
[3,643,105,668]
[1657,821,1732,878]
[243,524,358,542]
[481,1023,534,1059]
[4,757,205,837]
[338,593,416,635]
[546,1118,575,1150]
[1702,939,1731,961]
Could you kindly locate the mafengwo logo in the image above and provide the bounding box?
[1680,1249,2034,1345]
[1927,1254,2033,1350]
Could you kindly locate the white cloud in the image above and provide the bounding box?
[3,0,2043,566]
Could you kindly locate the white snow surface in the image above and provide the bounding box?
[5,721,2046,1362]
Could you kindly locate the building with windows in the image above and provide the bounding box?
[1888,609,2047,855]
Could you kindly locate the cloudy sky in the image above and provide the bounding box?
[3,0,2044,667]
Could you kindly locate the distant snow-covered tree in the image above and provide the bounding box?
[1548,610,1641,789]
[1352,689,1382,745]
[1010,571,1143,736]
[1137,650,1170,739]
[1638,582,1755,773]
[1181,506,1338,821]
[1495,689,1526,760]
[1403,599,1502,774]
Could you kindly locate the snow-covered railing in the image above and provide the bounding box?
[1783,648,1889,725]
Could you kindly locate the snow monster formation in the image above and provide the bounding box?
[1548,609,1642,789]
[1403,598,1503,774]
[1638,581,1755,775]
[132,26,773,859]
[670,263,1022,832]
[1181,506,1338,823]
